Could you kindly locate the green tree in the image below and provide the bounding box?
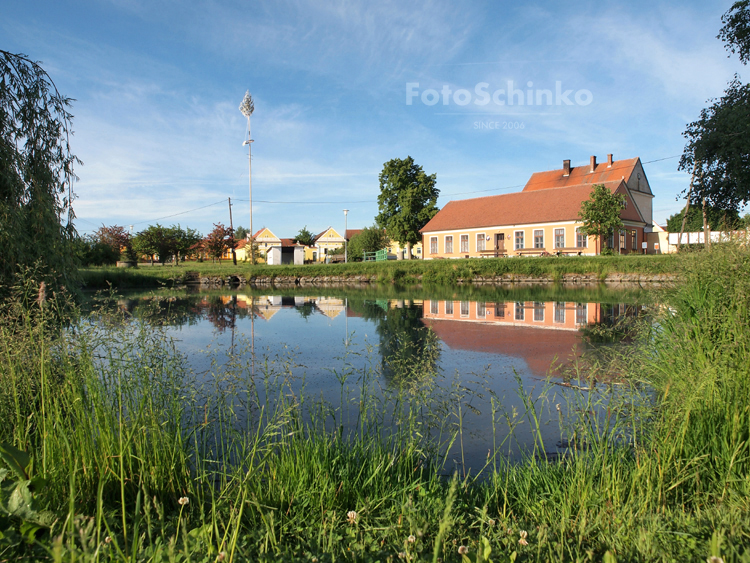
[577,184,626,253]
[679,3,750,213]
[376,157,439,260]
[1,50,80,300]
[168,225,202,263]
[347,226,389,262]
[294,226,315,246]
[666,206,741,233]
[94,225,134,261]
[234,225,248,241]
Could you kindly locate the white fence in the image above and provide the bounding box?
[668,231,749,245]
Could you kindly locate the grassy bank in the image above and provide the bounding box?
[79,254,677,289]
[2,245,749,561]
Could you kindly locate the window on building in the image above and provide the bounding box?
[476,233,485,252]
[515,302,525,321]
[555,228,565,248]
[477,302,486,317]
[460,301,469,317]
[554,302,566,324]
[607,231,615,250]
[534,229,544,249]
[445,236,453,254]
[619,230,626,251]
[430,237,437,254]
[631,230,637,250]
[515,231,524,250]
[576,228,588,248]
[460,234,469,253]
[416,247,421,254]
[494,303,505,318]
[445,301,453,315]
[430,300,439,315]
[533,302,545,322]
[575,303,588,325]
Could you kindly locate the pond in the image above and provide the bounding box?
[91,285,650,474]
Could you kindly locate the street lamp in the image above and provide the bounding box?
[240,91,255,264]
[343,209,349,264]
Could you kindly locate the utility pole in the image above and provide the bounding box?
[228,197,237,265]
[343,209,349,264]
[677,164,698,253]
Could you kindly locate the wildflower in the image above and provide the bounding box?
[707,558,724,563]
[407,534,416,543]
[218,553,226,561]
[458,546,469,555]
[347,510,357,524]
[104,536,112,544]
[506,528,513,535]
[398,552,406,559]
[178,497,189,506]
[488,519,496,526]
[519,530,528,539]
[519,538,528,546]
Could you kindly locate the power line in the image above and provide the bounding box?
[130,199,227,226]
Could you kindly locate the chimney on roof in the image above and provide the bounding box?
[590,155,597,173]
[563,159,571,176]
[607,154,613,167]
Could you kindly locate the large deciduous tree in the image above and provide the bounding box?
[1,50,80,301]
[678,2,750,213]
[577,184,626,253]
[666,206,741,233]
[376,157,438,260]
[294,226,315,247]
[204,223,234,263]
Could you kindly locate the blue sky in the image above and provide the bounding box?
[3,0,745,238]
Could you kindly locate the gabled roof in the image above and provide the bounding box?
[345,229,363,240]
[313,226,344,242]
[523,158,640,192]
[279,238,303,247]
[421,181,644,233]
[253,227,280,240]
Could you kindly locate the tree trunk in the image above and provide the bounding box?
[703,197,711,252]
[677,164,697,253]
[405,242,412,260]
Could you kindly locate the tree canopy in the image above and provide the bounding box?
[376,157,438,259]
[131,224,201,264]
[577,184,626,252]
[294,226,315,246]
[1,50,80,299]
[679,2,750,212]
[666,206,742,233]
[203,223,234,262]
[347,226,389,262]
[234,225,249,241]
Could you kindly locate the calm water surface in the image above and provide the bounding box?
[105,287,647,472]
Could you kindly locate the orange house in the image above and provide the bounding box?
[421,155,653,258]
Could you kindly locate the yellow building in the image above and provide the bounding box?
[421,155,653,258]
[312,227,345,262]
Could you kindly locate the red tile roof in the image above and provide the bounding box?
[523,158,639,191]
[345,229,363,240]
[280,238,302,247]
[421,181,642,233]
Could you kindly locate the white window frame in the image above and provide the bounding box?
[445,301,454,315]
[460,301,469,317]
[555,228,565,248]
[445,236,453,254]
[430,236,438,254]
[533,229,544,249]
[460,234,469,253]
[576,228,588,248]
[575,303,588,325]
[554,302,566,324]
[533,302,545,322]
[514,231,524,250]
[430,301,439,315]
[515,302,525,321]
[477,302,486,317]
[476,233,486,252]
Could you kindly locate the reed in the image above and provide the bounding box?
[1,244,749,561]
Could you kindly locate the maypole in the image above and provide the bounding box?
[240,91,255,264]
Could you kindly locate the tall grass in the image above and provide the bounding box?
[1,244,749,561]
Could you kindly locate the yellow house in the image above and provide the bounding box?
[421,155,653,258]
[312,227,345,262]
[387,239,423,259]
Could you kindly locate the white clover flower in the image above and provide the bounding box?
[458,546,469,555]
[178,497,189,506]
[347,510,357,524]
[407,534,416,543]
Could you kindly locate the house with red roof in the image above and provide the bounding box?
[420,154,653,258]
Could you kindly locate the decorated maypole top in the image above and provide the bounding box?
[240,90,254,139]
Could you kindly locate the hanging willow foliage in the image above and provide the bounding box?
[0,50,81,303]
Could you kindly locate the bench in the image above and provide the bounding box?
[515,249,546,256]
[478,249,508,258]
[552,247,585,256]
